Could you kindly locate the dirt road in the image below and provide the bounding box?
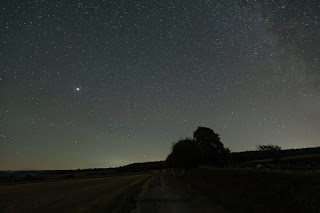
[132,171,198,213]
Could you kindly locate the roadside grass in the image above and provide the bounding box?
[0,173,151,212]
[165,167,320,213]
[106,174,152,213]
[145,170,162,187]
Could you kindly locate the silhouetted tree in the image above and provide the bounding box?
[257,144,281,151]
[167,138,201,169]
[193,127,230,166]
[257,144,281,162]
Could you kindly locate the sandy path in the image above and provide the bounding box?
[132,171,197,213]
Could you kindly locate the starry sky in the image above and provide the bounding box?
[1,0,319,170]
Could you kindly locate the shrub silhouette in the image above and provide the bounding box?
[166,138,201,169]
[257,144,281,151]
[166,127,230,168]
[193,127,230,166]
[257,144,282,162]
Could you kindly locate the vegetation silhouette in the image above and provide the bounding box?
[257,144,282,163]
[257,144,281,151]
[166,127,230,169]
[166,138,201,169]
[193,127,230,166]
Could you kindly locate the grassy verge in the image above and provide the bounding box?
[165,167,320,213]
[106,174,152,212]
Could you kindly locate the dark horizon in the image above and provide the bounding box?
[2,145,319,171]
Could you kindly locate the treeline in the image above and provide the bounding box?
[231,147,320,163]
[1,161,165,184]
[164,126,320,169]
[52,161,165,175]
[116,161,165,173]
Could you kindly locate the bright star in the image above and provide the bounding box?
[76,87,80,91]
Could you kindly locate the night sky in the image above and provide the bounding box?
[1,0,319,170]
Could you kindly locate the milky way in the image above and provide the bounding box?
[1,0,319,170]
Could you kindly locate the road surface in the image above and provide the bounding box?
[132,170,198,213]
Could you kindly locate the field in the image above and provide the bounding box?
[0,173,151,213]
[165,167,320,213]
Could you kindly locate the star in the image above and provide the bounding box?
[1,0,319,170]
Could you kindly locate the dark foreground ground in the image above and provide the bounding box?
[0,173,150,212]
[1,167,319,212]
[165,167,320,213]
